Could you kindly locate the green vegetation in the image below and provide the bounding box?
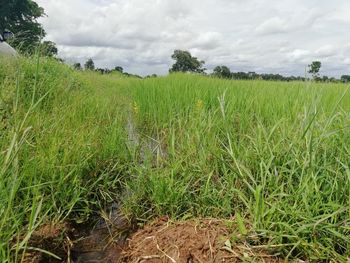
[1,56,349,262]
[0,56,134,262]
[84,58,95,71]
[126,75,350,261]
[169,49,206,74]
[1,0,58,57]
[308,61,322,79]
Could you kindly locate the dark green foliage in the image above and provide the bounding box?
[169,50,206,74]
[145,74,158,78]
[0,0,46,53]
[84,58,95,71]
[123,72,142,78]
[96,68,112,74]
[39,40,58,57]
[340,75,350,83]
[210,65,311,82]
[308,61,322,79]
[73,62,82,70]
[114,66,123,73]
[322,75,329,82]
[211,69,307,82]
[213,65,231,78]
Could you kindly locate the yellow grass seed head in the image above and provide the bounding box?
[196,99,204,111]
[133,101,139,114]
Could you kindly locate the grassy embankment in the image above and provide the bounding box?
[0,56,349,261]
[0,56,135,262]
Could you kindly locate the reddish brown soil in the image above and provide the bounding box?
[21,217,283,263]
[22,211,130,263]
[22,222,71,263]
[121,217,281,263]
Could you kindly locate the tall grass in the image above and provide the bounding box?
[124,74,350,261]
[0,57,133,262]
[1,57,349,261]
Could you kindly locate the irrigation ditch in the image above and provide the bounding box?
[64,111,144,263]
[26,110,166,263]
[20,96,313,263]
[24,104,285,263]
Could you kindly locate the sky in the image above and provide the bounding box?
[36,0,350,77]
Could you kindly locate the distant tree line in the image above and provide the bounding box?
[72,58,145,79]
[169,50,350,83]
[64,50,350,83]
[213,68,307,81]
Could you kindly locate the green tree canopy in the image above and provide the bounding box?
[308,61,322,79]
[84,58,95,71]
[114,66,124,73]
[39,40,58,57]
[213,66,231,79]
[169,50,206,74]
[341,75,350,83]
[0,0,46,53]
[73,63,82,71]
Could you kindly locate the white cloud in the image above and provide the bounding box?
[315,45,338,58]
[286,49,311,62]
[190,32,223,50]
[36,0,350,77]
[256,17,289,35]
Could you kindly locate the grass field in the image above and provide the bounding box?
[1,56,349,262]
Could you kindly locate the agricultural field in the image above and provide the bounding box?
[1,56,349,262]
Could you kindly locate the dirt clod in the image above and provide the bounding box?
[121,218,280,263]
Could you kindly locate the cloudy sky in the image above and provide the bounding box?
[36,0,350,77]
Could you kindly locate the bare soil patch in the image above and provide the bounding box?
[21,217,283,263]
[21,204,132,263]
[22,222,71,263]
[121,217,281,263]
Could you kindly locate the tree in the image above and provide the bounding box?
[322,76,329,82]
[114,66,123,73]
[341,75,350,83]
[145,74,158,78]
[232,72,249,80]
[0,0,47,53]
[96,68,111,74]
[169,50,206,73]
[84,58,95,71]
[213,66,231,79]
[329,77,338,83]
[39,40,57,57]
[73,63,82,70]
[308,61,322,79]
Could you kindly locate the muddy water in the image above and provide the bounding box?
[69,113,142,263]
[70,203,131,263]
[69,112,166,263]
[127,111,166,161]
[127,112,140,149]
